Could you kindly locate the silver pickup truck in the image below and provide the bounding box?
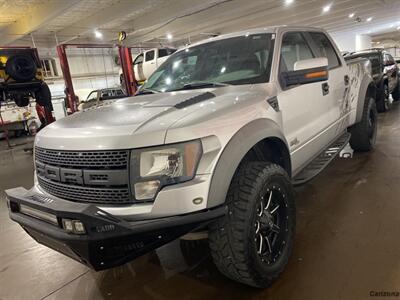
[6,26,377,288]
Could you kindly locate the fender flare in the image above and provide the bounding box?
[207,118,289,208]
[356,75,376,123]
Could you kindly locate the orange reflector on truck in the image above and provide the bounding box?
[305,70,327,79]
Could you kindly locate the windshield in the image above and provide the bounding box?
[141,33,274,93]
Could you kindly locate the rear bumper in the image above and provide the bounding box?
[5,187,226,270]
[0,81,42,91]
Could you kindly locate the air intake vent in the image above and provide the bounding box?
[174,92,215,109]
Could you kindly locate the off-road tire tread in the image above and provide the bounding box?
[349,97,377,151]
[392,80,400,102]
[376,83,389,112]
[209,162,295,288]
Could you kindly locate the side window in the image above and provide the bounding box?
[145,50,155,62]
[280,32,314,72]
[158,49,168,58]
[133,54,144,65]
[309,32,340,69]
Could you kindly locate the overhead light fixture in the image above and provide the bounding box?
[166,33,173,40]
[377,41,381,44]
[94,30,103,39]
[322,4,331,13]
[348,13,355,18]
[285,0,294,5]
[366,17,373,22]
[397,26,400,30]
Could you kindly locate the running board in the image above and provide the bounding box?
[292,132,351,186]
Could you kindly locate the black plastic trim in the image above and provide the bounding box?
[5,187,226,270]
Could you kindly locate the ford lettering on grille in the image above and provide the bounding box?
[36,161,127,186]
[34,148,131,204]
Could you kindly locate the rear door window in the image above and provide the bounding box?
[280,32,314,72]
[308,32,340,69]
[158,49,170,58]
[145,50,155,62]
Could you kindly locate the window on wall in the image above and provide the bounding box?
[309,32,340,69]
[41,58,58,78]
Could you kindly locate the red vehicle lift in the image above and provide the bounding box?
[56,43,138,113]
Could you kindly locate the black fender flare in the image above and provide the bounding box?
[207,118,289,208]
[356,75,376,123]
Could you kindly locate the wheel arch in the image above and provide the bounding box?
[207,119,291,208]
[356,77,377,123]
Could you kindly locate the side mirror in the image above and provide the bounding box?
[280,57,329,89]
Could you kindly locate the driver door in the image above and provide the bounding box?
[277,32,333,174]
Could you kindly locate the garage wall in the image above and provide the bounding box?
[38,48,121,101]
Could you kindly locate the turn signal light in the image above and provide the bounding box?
[305,70,328,79]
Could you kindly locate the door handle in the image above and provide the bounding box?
[322,83,329,96]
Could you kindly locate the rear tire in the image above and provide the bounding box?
[349,97,377,152]
[392,80,400,102]
[209,162,295,288]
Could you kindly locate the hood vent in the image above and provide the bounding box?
[174,92,216,109]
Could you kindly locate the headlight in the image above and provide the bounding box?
[130,140,202,201]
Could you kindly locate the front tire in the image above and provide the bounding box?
[349,97,377,152]
[209,162,295,288]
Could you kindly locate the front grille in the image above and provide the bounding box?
[38,175,131,204]
[35,147,132,204]
[35,147,128,169]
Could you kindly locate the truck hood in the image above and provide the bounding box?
[35,85,272,150]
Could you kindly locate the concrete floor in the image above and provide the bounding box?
[1,103,400,300]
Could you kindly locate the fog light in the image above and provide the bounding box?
[134,180,160,200]
[72,220,86,234]
[62,219,73,232]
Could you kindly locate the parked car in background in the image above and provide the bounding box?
[132,48,177,82]
[121,48,176,84]
[345,49,399,112]
[78,87,126,110]
[119,48,177,92]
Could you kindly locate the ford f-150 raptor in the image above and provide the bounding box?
[5,26,377,288]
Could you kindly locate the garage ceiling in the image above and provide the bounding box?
[1,0,400,48]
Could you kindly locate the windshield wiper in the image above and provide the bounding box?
[169,82,230,92]
[136,88,159,95]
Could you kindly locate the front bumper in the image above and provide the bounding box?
[5,187,226,271]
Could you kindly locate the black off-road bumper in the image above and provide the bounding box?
[5,187,226,271]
